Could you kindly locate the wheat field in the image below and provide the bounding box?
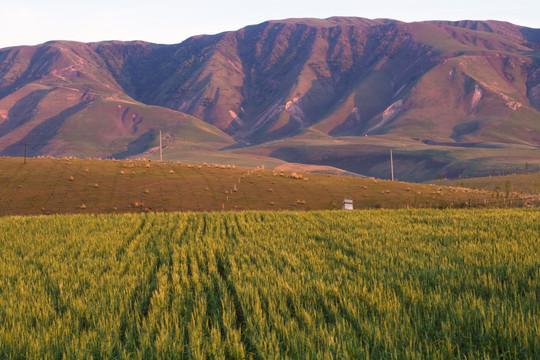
[0,209,538,358]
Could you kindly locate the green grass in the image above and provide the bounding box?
[0,209,538,358]
[0,157,528,217]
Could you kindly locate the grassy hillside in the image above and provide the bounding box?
[0,209,538,358]
[434,172,540,195]
[1,157,532,217]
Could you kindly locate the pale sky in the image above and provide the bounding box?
[1,0,539,49]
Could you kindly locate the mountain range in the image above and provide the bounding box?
[1,17,539,181]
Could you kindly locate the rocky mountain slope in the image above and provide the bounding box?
[1,17,539,180]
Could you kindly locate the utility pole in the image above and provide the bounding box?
[159,130,163,162]
[390,149,394,181]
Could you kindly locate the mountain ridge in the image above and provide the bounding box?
[1,17,539,181]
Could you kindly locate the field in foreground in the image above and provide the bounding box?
[1,209,539,359]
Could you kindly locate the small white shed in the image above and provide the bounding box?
[342,199,353,210]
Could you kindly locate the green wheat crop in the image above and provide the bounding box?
[0,209,538,359]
